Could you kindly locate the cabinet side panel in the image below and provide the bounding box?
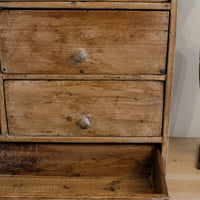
[162,0,178,170]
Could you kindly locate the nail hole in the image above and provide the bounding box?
[159,69,165,74]
[71,1,76,5]
[80,69,84,73]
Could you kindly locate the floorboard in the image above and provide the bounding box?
[167,137,200,200]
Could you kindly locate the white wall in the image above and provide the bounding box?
[170,0,200,137]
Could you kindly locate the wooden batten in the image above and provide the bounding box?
[0,136,163,143]
[2,74,166,81]
[0,2,170,10]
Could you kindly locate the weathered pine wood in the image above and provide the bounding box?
[167,138,200,200]
[0,0,169,2]
[0,197,170,200]
[0,10,169,75]
[162,0,178,170]
[152,148,168,196]
[0,76,7,136]
[0,2,171,10]
[5,81,164,137]
[0,143,169,199]
[0,136,163,143]
[2,74,166,81]
[0,176,169,199]
[0,196,170,200]
[0,176,153,197]
[0,144,153,177]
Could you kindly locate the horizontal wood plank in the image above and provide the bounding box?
[0,2,171,10]
[0,10,169,75]
[2,74,166,81]
[5,81,164,137]
[0,176,169,199]
[0,176,153,197]
[0,0,169,2]
[0,136,163,143]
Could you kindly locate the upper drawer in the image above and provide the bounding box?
[0,10,169,75]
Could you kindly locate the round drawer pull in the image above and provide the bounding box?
[78,117,90,129]
[74,48,87,62]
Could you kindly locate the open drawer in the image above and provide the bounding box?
[0,143,169,199]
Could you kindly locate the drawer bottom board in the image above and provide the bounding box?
[0,175,168,200]
[0,143,169,199]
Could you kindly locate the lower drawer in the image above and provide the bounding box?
[0,143,169,199]
[4,80,164,137]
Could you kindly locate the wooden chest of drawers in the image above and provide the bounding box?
[0,0,177,199]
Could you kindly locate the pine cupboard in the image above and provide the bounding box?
[0,0,177,199]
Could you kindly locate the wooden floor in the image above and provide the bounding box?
[167,137,200,200]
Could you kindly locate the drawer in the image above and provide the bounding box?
[0,10,169,75]
[4,80,164,137]
[0,143,169,200]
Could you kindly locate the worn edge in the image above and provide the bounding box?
[0,2,170,10]
[0,136,162,143]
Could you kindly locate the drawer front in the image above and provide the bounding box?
[0,10,169,75]
[5,81,164,137]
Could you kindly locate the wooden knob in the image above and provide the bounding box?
[74,48,87,62]
[78,117,90,129]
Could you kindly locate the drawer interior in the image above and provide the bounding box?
[0,143,169,199]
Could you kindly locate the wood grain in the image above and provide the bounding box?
[0,143,153,177]
[0,143,169,199]
[0,0,169,2]
[0,2,171,10]
[0,176,153,197]
[162,0,177,170]
[2,74,166,81]
[0,10,169,75]
[167,138,200,200]
[0,136,163,143]
[5,81,164,137]
[0,176,169,199]
[152,148,168,195]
